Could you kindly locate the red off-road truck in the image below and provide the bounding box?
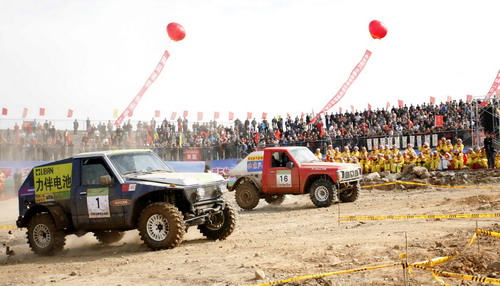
[228,146,362,210]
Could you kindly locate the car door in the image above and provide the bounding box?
[267,151,300,194]
[73,157,125,229]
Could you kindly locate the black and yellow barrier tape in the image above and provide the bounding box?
[0,225,19,230]
[250,229,499,286]
[361,180,500,189]
[340,213,500,221]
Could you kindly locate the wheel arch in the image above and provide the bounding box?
[304,174,335,194]
[18,204,71,230]
[231,176,262,192]
[129,190,180,229]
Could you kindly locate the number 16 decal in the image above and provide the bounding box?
[276,170,292,187]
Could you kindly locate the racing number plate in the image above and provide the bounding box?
[276,170,292,187]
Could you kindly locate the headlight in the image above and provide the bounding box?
[196,187,206,197]
[219,183,228,193]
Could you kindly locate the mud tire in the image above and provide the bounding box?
[138,202,185,250]
[235,182,260,210]
[27,213,66,256]
[93,230,125,244]
[264,195,286,205]
[339,185,360,202]
[198,204,237,240]
[309,179,336,208]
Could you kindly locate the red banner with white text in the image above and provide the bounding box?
[310,49,372,124]
[114,50,170,126]
[486,70,500,99]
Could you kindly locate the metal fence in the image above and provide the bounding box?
[0,129,478,162]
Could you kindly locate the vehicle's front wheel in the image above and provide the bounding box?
[339,185,360,202]
[198,204,237,240]
[138,202,185,250]
[309,179,336,208]
[27,213,66,256]
[264,194,285,205]
[93,230,125,244]
[235,182,260,210]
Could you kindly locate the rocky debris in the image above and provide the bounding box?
[489,261,500,272]
[254,269,266,280]
[362,166,500,190]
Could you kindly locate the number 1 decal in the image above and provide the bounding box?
[87,188,110,218]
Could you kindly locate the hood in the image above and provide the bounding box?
[128,172,225,186]
[301,162,360,170]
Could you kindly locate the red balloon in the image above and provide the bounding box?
[369,20,387,39]
[166,22,186,42]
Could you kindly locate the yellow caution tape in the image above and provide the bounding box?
[340,213,500,221]
[476,229,500,238]
[249,263,401,286]
[361,180,500,189]
[412,265,500,285]
[432,271,451,286]
[0,225,19,230]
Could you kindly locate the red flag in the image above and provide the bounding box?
[39,108,45,116]
[367,103,372,110]
[350,105,354,113]
[339,107,342,113]
[301,112,305,118]
[183,110,188,117]
[22,108,28,119]
[430,96,435,105]
[480,100,489,107]
[398,100,403,108]
[67,109,73,118]
[247,112,252,120]
[486,69,500,99]
[310,49,372,124]
[254,132,259,143]
[229,112,234,121]
[197,112,203,121]
[155,110,160,118]
[286,113,290,119]
[386,101,391,109]
[447,96,452,103]
[262,112,267,119]
[214,111,220,119]
[114,50,170,126]
[2,108,7,116]
[435,115,443,127]
[170,112,177,120]
[466,94,473,103]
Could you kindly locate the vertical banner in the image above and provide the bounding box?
[466,94,473,103]
[214,111,219,119]
[366,138,372,151]
[67,109,73,118]
[170,112,177,120]
[115,50,170,126]
[409,135,415,147]
[395,136,401,149]
[229,112,234,121]
[486,70,500,99]
[373,138,379,149]
[430,96,435,105]
[197,112,203,121]
[398,100,403,107]
[432,134,439,147]
[416,135,422,147]
[310,49,372,124]
[447,96,452,103]
[402,136,407,148]
[22,108,28,119]
[247,112,252,119]
[435,115,444,127]
[155,110,160,118]
[39,108,45,116]
[262,112,267,119]
[380,137,386,147]
[183,110,188,117]
[2,108,7,115]
[424,135,431,146]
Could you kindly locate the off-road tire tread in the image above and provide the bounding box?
[27,213,66,256]
[138,202,185,250]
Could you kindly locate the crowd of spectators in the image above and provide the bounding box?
[0,99,494,162]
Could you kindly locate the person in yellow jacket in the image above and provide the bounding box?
[429,151,440,171]
[477,147,488,168]
[391,145,400,157]
[495,151,500,168]
[452,149,464,170]
[407,152,418,166]
[405,144,416,157]
[374,153,385,172]
[363,155,374,173]
[371,154,381,172]
[418,142,431,158]
[382,144,391,156]
[392,152,405,173]
[371,145,380,157]
[443,139,454,154]
[384,154,392,172]
[314,148,322,161]
[341,146,351,159]
[416,153,427,168]
[436,137,447,154]
[454,138,464,152]
[466,148,478,168]
[359,147,369,172]
[334,147,342,162]
[351,146,361,160]
[326,144,335,158]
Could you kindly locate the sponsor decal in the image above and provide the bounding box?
[110,199,132,206]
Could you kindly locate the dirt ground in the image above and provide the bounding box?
[0,176,499,286]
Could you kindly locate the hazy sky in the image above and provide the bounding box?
[0,0,499,125]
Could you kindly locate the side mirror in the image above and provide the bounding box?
[100,175,113,186]
[286,162,294,169]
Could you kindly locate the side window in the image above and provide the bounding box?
[82,158,112,186]
[271,152,290,168]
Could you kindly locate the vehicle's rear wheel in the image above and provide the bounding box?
[93,230,125,244]
[198,203,237,240]
[27,213,66,256]
[264,194,285,205]
[235,182,260,210]
[138,202,185,250]
[309,179,336,208]
[339,185,360,202]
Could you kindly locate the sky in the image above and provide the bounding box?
[0,0,499,127]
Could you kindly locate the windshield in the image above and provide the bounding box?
[289,148,321,163]
[108,152,172,176]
